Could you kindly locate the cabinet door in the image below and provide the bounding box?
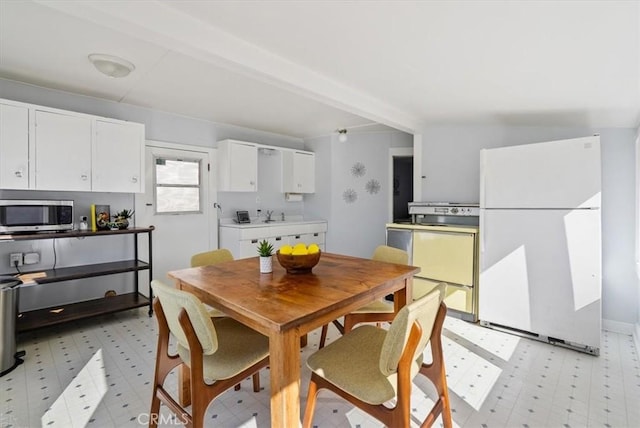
[93,120,144,192]
[282,151,315,193]
[0,103,29,189]
[270,235,289,252]
[219,141,258,192]
[229,142,257,191]
[240,238,260,259]
[413,230,475,286]
[294,152,315,193]
[34,110,91,191]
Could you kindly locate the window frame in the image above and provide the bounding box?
[152,155,203,215]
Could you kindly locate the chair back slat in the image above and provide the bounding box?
[379,283,446,376]
[191,248,234,267]
[372,245,409,265]
[151,280,219,355]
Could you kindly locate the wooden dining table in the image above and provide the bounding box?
[167,252,420,427]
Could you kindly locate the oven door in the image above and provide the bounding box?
[415,278,474,316]
[412,228,477,320]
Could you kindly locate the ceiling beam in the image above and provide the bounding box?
[35,0,422,133]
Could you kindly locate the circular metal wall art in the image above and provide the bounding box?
[365,179,381,195]
[342,188,358,204]
[351,162,366,178]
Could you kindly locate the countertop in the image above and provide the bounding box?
[220,218,327,229]
[386,222,479,233]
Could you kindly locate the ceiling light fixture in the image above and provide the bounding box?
[337,128,348,142]
[88,53,135,78]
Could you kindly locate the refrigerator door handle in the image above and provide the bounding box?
[479,212,485,254]
[479,149,486,208]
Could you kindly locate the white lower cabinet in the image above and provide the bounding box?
[220,222,327,259]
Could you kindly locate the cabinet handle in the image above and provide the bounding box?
[251,239,258,244]
[131,176,138,183]
[294,235,301,239]
[14,170,22,178]
[313,233,318,236]
[275,237,282,241]
[81,174,88,181]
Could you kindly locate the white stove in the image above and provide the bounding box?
[408,202,479,226]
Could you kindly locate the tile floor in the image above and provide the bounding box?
[1,308,639,427]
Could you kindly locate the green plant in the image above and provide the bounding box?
[114,209,134,219]
[257,239,274,257]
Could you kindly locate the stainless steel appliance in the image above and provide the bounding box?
[387,202,480,321]
[0,276,24,377]
[409,201,480,226]
[0,200,73,234]
[386,227,413,264]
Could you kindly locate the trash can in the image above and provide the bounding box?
[0,276,24,377]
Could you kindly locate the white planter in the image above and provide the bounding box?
[260,256,273,274]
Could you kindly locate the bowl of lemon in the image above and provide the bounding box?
[276,243,321,274]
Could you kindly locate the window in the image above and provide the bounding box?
[154,157,201,214]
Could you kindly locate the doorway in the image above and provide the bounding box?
[388,148,413,222]
[135,141,217,286]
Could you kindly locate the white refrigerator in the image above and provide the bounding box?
[479,136,601,355]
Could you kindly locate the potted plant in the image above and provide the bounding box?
[113,209,134,230]
[257,239,274,273]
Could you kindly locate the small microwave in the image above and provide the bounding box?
[0,200,74,234]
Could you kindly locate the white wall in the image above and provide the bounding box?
[306,131,413,258]
[0,79,305,149]
[216,150,304,222]
[420,125,638,325]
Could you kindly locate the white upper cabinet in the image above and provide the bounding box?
[282,150,315,193]
[0,101,29,189]
[93,119,145,193]
[218,139,258,192]
[34,109,92,191]
[0,98,145,193]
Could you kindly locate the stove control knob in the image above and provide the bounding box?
[451,207,459,214]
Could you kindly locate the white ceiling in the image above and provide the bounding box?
[1,0,638,139]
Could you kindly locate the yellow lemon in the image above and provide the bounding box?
[308,244,320,254]
[293,243,307,251]
[292,248,309,256]
[279,245,293,255]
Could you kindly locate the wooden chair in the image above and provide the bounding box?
[149,280,270,428]
[189,248,260,391]
[318,245,408,348]
[304,283,452,428]
[190,248,234,318]
[190,248,234,268]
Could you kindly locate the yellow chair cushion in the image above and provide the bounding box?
[206,306,226,318]
[178,317,269,381]
[307,325,405,405]
[352,299,394,314]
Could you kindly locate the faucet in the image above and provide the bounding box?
[265,210,274,222]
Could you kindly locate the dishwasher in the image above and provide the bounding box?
[385,227,413,264]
